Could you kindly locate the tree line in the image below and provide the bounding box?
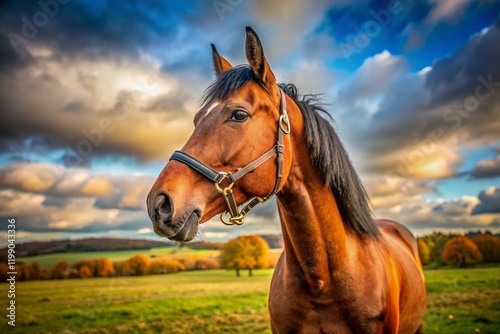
[417,231,500,268]
[3,232,496,282]
[0,235,270,281]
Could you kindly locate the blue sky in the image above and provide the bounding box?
[0,0,499,244]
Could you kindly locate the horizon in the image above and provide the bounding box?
[1,1,500,244]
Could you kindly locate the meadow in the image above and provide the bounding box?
[1,267,499,333]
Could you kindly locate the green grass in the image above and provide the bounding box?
[0,268,498,333]
[423,267,500,333]
[18,247,214,267]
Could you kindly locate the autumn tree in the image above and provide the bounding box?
[113,261,128,276]
[125,254,150,276]
[417,239,431,265]
[73,260,94,278]
[443,236,482,267]
[78,265,93,278]
[41,267,54,280]
[16,263,31,281]
[195,258,220,270]
[430,233,458,264]
[220,235,269,276]
[472,235,500,263]
[0,263,8,282]
[92,258,115,277]
[53,260,69,279]
[29,262,41,280]
[176,256,196,270]
[149,258,185,274]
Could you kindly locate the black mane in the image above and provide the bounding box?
[202,67,379,237]
[280,83,379,237]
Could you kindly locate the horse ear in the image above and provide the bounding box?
[245,26,276,88]
[211,43,232,77]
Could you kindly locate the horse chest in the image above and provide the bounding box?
[269,276,389,334]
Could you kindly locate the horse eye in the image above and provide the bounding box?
[230,110,249,122]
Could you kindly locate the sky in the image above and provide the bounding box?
[0,0,499,244]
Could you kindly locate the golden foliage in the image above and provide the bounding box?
[220,235,269,276]
[78,266,93,278]
[125,254,150,276]
[443,236,482,267]
[149,258,185,274]
[195,258,220,270]
[417,239,431,265]
[53,260,69,279]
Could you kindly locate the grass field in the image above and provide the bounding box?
[1,267,499,333]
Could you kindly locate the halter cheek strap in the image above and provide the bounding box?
[169,88,290,225]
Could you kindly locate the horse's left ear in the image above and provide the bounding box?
[211,43,233,78]
[245,26,276,88]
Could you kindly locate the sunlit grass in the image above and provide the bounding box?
[0,268,498,333]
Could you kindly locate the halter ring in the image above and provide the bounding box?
[279,114,291,134]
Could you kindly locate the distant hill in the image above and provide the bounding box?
[1,238,175,257]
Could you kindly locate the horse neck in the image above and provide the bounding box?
[276,102,349,295]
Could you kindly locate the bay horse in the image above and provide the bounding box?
[147,27,426,333]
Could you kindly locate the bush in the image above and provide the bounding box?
[40,267,53,280]
[53,261,69,279]
[78,266,93,278]
[113,261,128,277]
[0,263,8,282]
[195,258,220,270]
[16,263,32,281]
[149,259,185,274]
[124,255,150,276]
[29,262,41,280]
[92,258,115,277]
[175,256,197,271]
[68,269,80,279]
[73,260,93,272]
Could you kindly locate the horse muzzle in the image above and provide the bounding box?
[148,191,201,242]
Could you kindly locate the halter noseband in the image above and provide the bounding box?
[169,88,290,226]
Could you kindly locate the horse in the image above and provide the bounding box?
[147,26,426,334]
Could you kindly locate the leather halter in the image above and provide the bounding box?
[169,88,290,225]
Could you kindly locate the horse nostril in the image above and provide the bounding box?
[154,193,173,223]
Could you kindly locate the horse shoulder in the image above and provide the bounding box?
[375,219,421,269]
[375,219,427,333]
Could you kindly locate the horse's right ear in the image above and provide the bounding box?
[245,26,276,89]
[211,43,232,78]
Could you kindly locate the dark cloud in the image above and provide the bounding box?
[60,99,87,113]
[426,21,500,107]
[0,1,211,71]
[0,0,251,162]
[339,21,500,178]
[470,152,500,179]
[42,196,75,208]
[432,199,472,217]
[472,186,500,215]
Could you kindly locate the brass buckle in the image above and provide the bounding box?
[279,114,291,134]
[214,173,234,194]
